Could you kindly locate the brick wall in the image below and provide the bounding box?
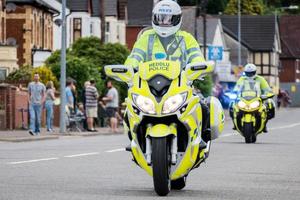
[126,26,144,50]
[0,84,60,130]
[0,0,6,43]
[6,18,26,66]
[6,5,54,67]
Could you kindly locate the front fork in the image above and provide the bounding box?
[145,135,178,166]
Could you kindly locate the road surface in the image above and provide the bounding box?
[0,108,299,199]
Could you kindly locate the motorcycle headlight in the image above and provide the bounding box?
[249,100,260,109]
[162,92,187,114]
[237,100,247,109]
[132,94,156,114]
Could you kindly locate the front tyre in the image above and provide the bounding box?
[171,177,186,190]
[152,137,170,196]
[244,123,255,143]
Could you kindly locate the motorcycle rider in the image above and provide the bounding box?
[124,0,211,143]
[232,63,274,132]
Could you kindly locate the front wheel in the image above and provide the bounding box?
[152,137,170,196]
[244,123,256,143]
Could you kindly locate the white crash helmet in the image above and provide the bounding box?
[244,63,257,77]
[152,0,182,37]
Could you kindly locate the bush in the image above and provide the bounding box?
[32,66,59,88]
[193,75,213,97]
[6,65,32,83]
[6,66,58,88]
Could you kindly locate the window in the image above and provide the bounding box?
[262,53,269,65]
[254,53,261,65]
[106,22,110,32]
[90,22,94,35]
[73,18,82,42]
[1,17,4,43]
[0,68,7,81]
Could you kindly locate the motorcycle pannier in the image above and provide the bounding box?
[207,96,225,140]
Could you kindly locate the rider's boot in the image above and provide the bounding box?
[263,126,268,133]
[200,101,211,143]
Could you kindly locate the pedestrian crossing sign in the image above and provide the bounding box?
[208,46,223,61]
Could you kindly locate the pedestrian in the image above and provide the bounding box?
[277,89,282,108]
[82,81,90,130]
[45,81,56,132]
[65,79,75,113]
[85,79,99,132]
[102,80,119,133]
[71,83,77,113]
[28,73,46,135]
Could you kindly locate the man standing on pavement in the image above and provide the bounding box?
[102,80,119,133]
[85,80,99,132]
[65,79,75,113]
[28,73,46,135]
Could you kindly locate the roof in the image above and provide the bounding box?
[127,0,153,26]
[221,15,276,51]
[7,0,59,13]
[280,15,300,59]
[66,0,88,12]
[181,6,196,34]
[91,0,117,17]
[196,17,219,45]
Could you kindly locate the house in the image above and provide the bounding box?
[279,15,300,83]
[126,0,153,49]
[6,0,58,67]
[42,0,70,51]
[221,15,281,91]
[199,17,232,83]
[0,0,18,79]
[60,0,125,47]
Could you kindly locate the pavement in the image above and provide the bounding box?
[0,127,123,142]
[0,108,299,199]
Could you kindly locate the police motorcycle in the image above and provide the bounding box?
[232,90,275,143]
[105,60,224,196]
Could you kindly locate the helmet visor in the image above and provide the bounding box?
[245,71,256,77]
[152,14,181,27]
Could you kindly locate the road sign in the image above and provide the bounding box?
[208,46,223,61]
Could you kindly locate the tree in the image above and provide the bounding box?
[207,0,228,14]
[45,37,130,102]
[224,0,264,15]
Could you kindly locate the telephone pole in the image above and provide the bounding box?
[100,0,105,43]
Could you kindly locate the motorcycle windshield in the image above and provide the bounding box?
[241,90,258,101]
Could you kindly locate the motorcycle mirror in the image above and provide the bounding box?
[261,94,274,100]
[185,61,215,81]
[104,65,134,86]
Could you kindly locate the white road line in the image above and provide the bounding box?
[221,132,237,137]
[8,157,59,165]
[64,152,100,158]
[105,148,125,153]
[269,122,300,130]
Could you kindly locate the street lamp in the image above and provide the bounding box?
[60,0,67,133]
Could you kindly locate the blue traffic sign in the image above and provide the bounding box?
[208,46,223,61]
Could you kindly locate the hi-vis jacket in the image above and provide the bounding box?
[234,75,273,96]
[124,29,205,69]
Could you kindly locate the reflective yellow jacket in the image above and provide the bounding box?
[124,29,205,69]
[234,75,273,96]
